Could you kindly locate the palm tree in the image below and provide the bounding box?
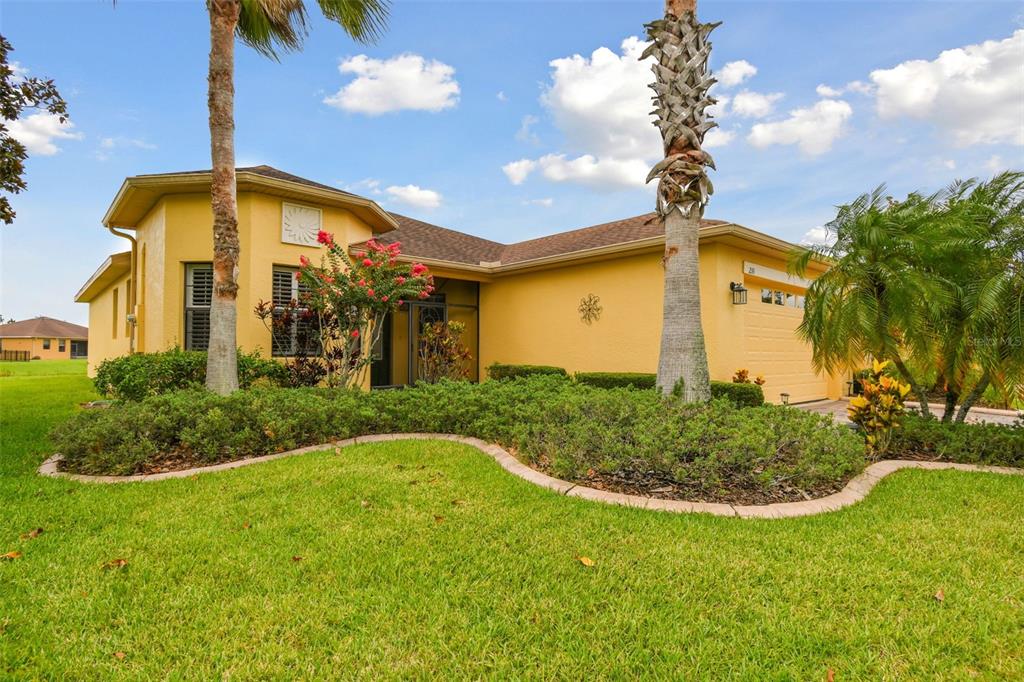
[204,0,388,394]
[791,187,944,417]
[644,0,717,400]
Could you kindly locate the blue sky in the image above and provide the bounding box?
[2,0,1022,324]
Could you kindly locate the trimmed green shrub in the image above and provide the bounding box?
[575,372,657,389]
[891,414,1024,468]
[52,377,864,501]
[710,380,765,407]
[486,363,568,380]
[93,348,288,401]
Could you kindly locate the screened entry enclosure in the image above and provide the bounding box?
[370,277,480,387]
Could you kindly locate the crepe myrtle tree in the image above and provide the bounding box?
[645,0,719,401]
[256,232,433,389]
[204,0,389,395]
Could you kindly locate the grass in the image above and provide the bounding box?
[2,366,1023,679]
[0,359,88,377]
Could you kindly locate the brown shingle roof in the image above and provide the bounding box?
[0,316,88,339]
[371,213,730,266]
[135,165,360,199]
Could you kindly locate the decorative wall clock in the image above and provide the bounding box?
[281,203,323,246]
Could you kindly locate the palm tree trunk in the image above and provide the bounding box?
[650,0,712,401]
[955,371,990,423]
[658,209,711,400]
[891,355,931,419]
[206,0,240,395]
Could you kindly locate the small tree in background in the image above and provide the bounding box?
[256,233,432,388]
[1,36,68,225]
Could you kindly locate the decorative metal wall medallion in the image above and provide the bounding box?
[578,294,602,325]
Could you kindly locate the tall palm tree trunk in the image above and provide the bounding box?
[206,0,241,395]
[647,0,714,401]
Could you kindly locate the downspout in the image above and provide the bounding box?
[107,226,138,354]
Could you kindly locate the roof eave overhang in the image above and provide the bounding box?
[75,251,132,302]
[102,171,398,233]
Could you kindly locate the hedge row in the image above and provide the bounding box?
[52,376,864,498]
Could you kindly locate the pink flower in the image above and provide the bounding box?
[367,289,375,297]
[381,295,389,302]
[411,263,428,276]
[294,271,301,280]
[418,291,429,299]
[350,329,360,338]
[398,300,404,306]
[358,279,366,287]
[299,255,310,267]
[396,275,406,284]
[316,230,333,245]
[362,258,374,267]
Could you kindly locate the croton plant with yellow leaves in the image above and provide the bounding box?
[847,360,912,458]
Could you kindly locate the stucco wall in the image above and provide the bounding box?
[87,271,132,373]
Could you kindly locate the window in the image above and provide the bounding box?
[271,267,318,356]
[59,340,66,352]
[774,291,785,306]
[42,338,51,350]
[112,287,119,338]
[796,295,806,309]
[761,288,773,304]
[785,292,795,307]
[185,263,213,351]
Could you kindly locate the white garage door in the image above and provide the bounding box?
[743,285,829,404]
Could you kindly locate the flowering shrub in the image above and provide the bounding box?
[732,368,766,386]
[417,321,472,383]
[256,232,433,388]
[847,359,912,458]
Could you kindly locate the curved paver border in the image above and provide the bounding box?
[38,433,1023,518]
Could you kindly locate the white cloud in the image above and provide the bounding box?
[815,84,842,98]
[8,112,83,155]
[800,226,835,247]
[324,54,459,115]
[516,114,540,144]
[870,30,1023,146]
[341,178,383,196]
[703,127,736,149]
[716,60,757,87]
[502,159,537,185]
[534,154,649,189]
[524,198,554,207]
[985,155,1005,174]
[707,93,729,119]
[943,159,956,170]
[385,184,442,209]
[542,36,659,160]
[496,91,508,102]
[816,81,875,99]
[748,99,853,156]
[730,90,784,118]
[9,61,28,81]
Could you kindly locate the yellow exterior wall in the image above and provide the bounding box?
[87,191,377,375]
[478,243,843,402]
[87,271,132,373]
[0,337,77,360]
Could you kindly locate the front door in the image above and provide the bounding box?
[409,296,446,384]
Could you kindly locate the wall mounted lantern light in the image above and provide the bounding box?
[780,392,791,405]
[729,282,748,305]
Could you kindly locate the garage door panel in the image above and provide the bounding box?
[743,299,827,404]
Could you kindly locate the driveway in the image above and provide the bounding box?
[795,399,1021,426]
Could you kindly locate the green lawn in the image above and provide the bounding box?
[2,367,1023,679]
[0,358,88,377]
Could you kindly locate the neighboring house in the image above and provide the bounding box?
[0,317,88,360]
[76,166,843,403]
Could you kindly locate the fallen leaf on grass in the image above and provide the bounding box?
[113,651,126,661]
[934,589,945,603]
[242,521,251,529]
[291,556,303,562]
[433,515,444,524]
[826,668,834,682]
[20,528,44,540]
[576,556,595,567]
[450,499,466,507]
[102,558,128,570]
[360,500,371,509]
[1,551,22,561]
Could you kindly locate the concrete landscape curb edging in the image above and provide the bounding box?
[38,433,1023,518]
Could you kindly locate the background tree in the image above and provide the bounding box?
[204,0,388,395]
[0,35,68,225]
[645,0,717,400]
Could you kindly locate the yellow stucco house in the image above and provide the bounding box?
[76,166,843,403]
[0,317,88,361]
